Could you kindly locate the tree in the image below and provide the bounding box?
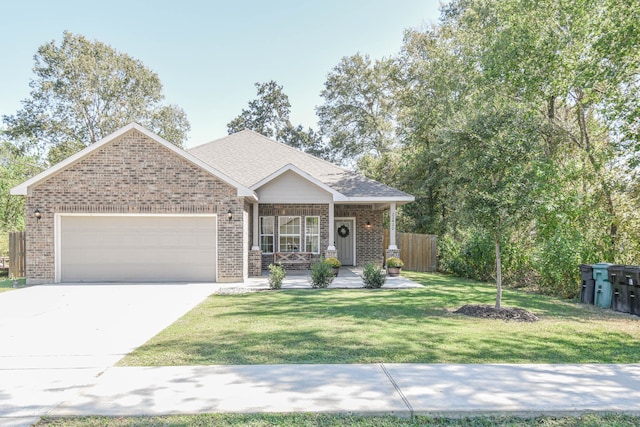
[3,31,190,164]
[444,101,544,308]
[0,137,43,231]
[227,81,292,140]
[317,54,399,166]
[227,81,329,159]
[442,0,640,260]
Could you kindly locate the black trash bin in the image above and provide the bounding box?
[612,266,633,314]
[624,266,640,316]
[579,264,595,304]
[608,264,624,287]
[631,282,640,317]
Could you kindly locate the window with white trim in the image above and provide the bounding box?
[259,216,274,254]
[305,216,320,254]
[278,216,301,252]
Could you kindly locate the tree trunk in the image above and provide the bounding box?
[495,236,502,310]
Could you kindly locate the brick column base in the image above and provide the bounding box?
[249,250,262,277]
[385,248,401,265]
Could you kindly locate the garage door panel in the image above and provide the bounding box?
[60,216,216,282]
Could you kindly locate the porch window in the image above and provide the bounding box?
[305,216,320,254]
[278,216,301,252]
[259,216,274,253]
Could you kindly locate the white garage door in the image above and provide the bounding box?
[60,215,217,282]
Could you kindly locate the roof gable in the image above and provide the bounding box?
[11,123,256,198]
[188,130,414,204]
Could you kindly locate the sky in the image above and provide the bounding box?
[1,0,442,148]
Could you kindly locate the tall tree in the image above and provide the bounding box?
[3,31,190,164]
[227,81,292,140]
[317,54,399,166]
[228,81,328,158]
[445,101,544,308]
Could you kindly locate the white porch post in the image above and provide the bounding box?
[389,202,397,250]
[252,202,259,251]
[328,201,335,250]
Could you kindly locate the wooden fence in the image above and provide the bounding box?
[9,231,26,279]
[383,230,438,272]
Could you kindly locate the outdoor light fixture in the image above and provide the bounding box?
[34,208,42,222]
[227,208,233,221]
[365,221,372,229]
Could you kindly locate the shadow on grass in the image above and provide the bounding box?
[402,271,616,320]
[124,320,640,365]
[121,272,640,366]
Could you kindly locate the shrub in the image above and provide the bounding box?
[363,262,386,288]
[268,263,286,289]
[324,257,342,268]
[438,231,495,282]
[386,257,404,268]
[310,259,334,288]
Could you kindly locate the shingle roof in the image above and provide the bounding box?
[187,130,414,202]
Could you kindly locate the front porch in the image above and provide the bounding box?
[247,202,405,277]
[239,266,423,290]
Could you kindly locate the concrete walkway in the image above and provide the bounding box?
[3,279,640,425]
[18,363,640,423]
[241,266,423,290]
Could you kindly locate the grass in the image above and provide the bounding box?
[34,413,640,426]
[120,272,640,366]
[0,274,25,292]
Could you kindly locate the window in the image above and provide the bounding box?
[259,216,274,253]
[305,216,320,254]
[278,216,301,252]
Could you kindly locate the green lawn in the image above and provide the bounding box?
[0,277,25,292]
[120,272,640,366]
[35,413,640,426]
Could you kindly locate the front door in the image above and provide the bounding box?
[334,219,355,266]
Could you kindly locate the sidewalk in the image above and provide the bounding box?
[31,363,640,421]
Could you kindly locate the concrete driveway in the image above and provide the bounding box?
[0,282,219,423]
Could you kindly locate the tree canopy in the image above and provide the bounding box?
[3,31,190,164]
[227,80,329,159]
[310,0,640,298]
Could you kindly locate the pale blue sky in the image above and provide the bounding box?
[1,1,442,147]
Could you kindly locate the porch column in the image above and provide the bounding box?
[328,201,335,250]
[249,202,262,277]
[251,202,259,251]
[389,202,397,250]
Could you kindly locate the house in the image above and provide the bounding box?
[10,123,414,285]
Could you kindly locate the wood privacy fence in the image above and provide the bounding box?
[383,230,438,272]
[9,231,26,279]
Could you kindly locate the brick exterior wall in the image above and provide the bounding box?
[24,129,245,284]
[258,204,330,271]
[254,203,384,271]
[335,205,384,267]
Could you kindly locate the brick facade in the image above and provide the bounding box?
[257,204,330,271]
[25,129,245,284]
[254,203,384,271]
[335,205,384,267]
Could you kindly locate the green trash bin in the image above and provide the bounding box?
[593,263,613,309]
[579,264,595,304]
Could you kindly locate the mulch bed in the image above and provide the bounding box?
[454,304,539,322]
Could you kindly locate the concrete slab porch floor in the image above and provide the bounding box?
[240,266,423,290]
